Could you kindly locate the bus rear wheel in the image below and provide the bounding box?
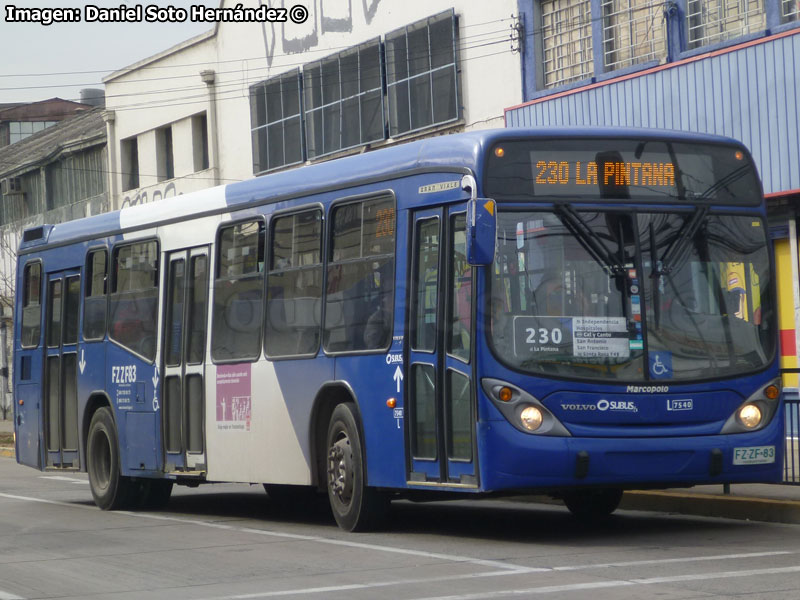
[325,403,388,531]
[87,407,133,510]
[562,488,623,519]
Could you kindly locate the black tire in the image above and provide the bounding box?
[325,403,388,531]
[563,488,623,520]
[86,407,133,510]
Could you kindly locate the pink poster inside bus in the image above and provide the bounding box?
[216,364,252,432]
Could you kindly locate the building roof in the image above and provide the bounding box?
[0,108,106,179]
[0,97,89,121]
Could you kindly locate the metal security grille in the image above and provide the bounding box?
[541,0,594,88]
[304,39,385,160]
[787,395,800,484]
[385,10,460,137]
[686,0,766,50]
[249,70,303,174]
[602,0,667,71]
[783,0,800,22]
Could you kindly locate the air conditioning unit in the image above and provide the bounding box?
[0,177,22,195]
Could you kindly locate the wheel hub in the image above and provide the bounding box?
[328,433,353,505]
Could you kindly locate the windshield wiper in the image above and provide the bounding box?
[554,204,626,277]
[652,205,708,277]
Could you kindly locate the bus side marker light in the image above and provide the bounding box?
[18,399,23,406]
[386,398,397,409]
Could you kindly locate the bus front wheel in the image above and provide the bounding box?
[325,403,388,531]
[87,407,132,510]
[562,488,623,519]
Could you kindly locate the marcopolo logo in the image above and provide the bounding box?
[560,399,639,413]
[626,385,669,393]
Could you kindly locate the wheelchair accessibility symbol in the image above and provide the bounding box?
[649,351,672,379]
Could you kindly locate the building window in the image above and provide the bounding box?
[686,0,766,50]
[385,10,460,137]
[192,113,209,172]
[602,0,667,71]
[249,69,303,174]
[304,38,384,159]
[121,136,139,192]
[781,0,799,22]
[540,0,594,88]
[156,125,174,181]
[8,120,58,145]
[45,146,106,210]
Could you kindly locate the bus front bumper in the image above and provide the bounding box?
[479,414,785,492]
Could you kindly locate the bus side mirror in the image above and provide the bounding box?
[462,175,496,266]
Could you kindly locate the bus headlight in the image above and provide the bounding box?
[720,378,780,434]
[481,378,571,436]
[737,404,762,429]
[520,406,543,431]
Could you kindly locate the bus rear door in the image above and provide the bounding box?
[162,247,210,472]
[43,270,82,469]
[407,205,477,487]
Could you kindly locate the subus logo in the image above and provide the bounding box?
[597,399,638,413]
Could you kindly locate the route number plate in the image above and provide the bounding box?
[733,445,775,465]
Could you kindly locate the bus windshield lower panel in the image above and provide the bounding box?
[489,210,774,382]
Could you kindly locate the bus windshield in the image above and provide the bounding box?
[489,210,774,382]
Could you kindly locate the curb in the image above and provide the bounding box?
[0,447,14,459]
[620,490,800,525]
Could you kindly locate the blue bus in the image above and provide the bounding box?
[13,128,781,530]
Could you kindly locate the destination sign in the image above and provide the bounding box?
[485,138,760,205]
[534,160,676,188]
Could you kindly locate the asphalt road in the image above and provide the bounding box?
[2,457,800,600]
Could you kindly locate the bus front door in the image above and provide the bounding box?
[162,247,210,472]
[406,205,478,487]
[43,271,81,469]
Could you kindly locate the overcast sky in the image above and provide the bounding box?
[0,1,220,104]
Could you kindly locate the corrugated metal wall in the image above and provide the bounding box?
[506,31,800,196]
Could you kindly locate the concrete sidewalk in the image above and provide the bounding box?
[2,417,800,524]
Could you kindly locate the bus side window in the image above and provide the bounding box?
[448,214,471,362]
[324,196,395,353]
[109,241,159,360]
[84,249,108,340]
[21,261,42,348]
[265,209,322,358]
[211,219,265,361]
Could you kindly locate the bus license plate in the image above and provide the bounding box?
[733,446,776,465]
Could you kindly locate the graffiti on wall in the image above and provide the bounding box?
[121,181,181,209]
[260,0,382,67]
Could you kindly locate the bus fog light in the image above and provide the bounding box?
[520,406,543,431]
[738,404,762,429]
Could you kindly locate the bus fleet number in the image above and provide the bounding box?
[111,365,137,384]
[525,327,563,345]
